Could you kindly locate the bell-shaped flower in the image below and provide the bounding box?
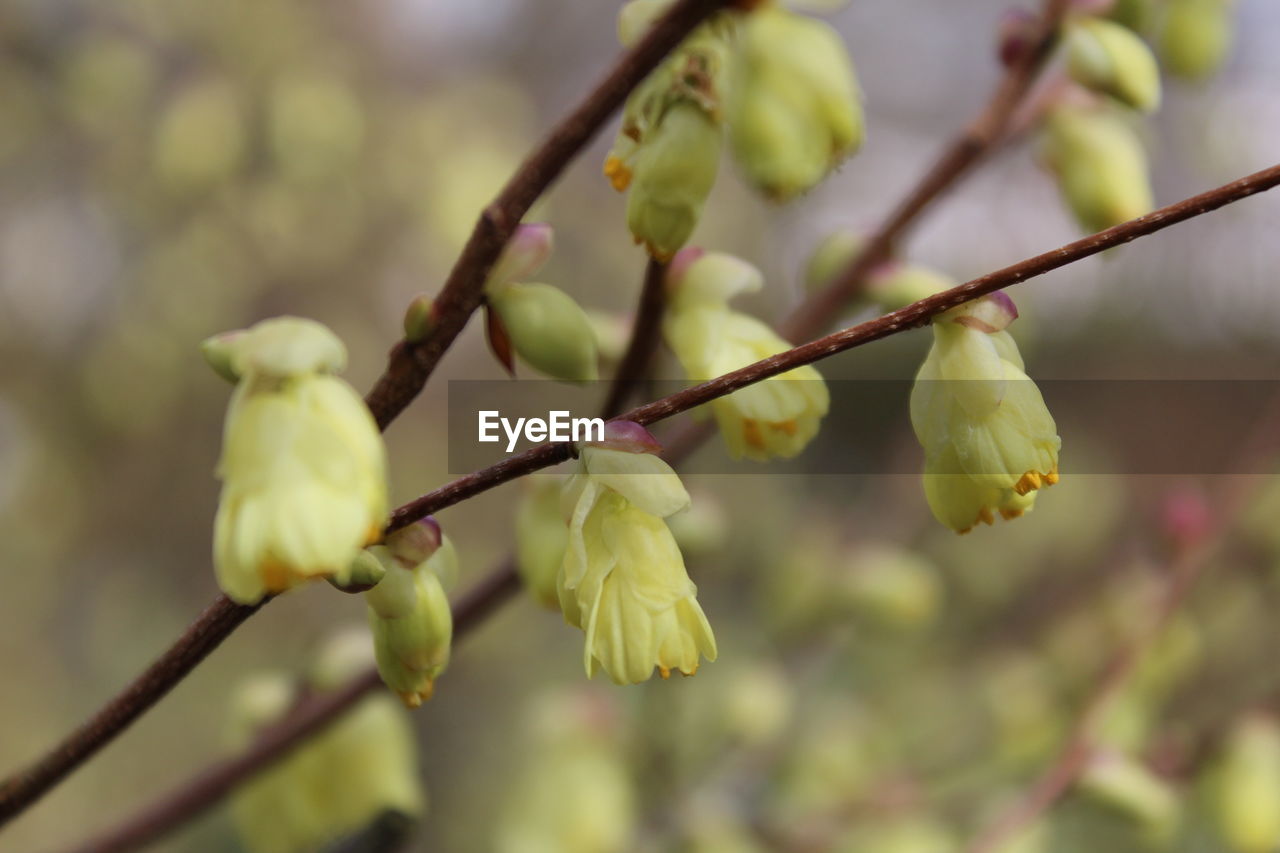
[663,250,829,461]
[909,294,1060,533]
[558,435,716,685]
[209,317,388,604]
[364,519,456,707]
[728,5,864,201]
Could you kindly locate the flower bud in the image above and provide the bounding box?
[384,516,442,567]
[515,477,568,609]
[487,282,599,382]
[365,538,456,707]
[999,8,1042,67]
[1158,0,1234,81]
[1065,17,1161,113]
[1040,103,1153,233]
[1210,715,1280,853]
[803,229,866,294]
[1076,750,1179,842]
[484,223,554,295]
[728,6,865,201]
[402,293,437,343]
[625,102,722,260]
[585,419,664,456]
[669,248,764,306]
[867,262,956,312]
[200,329,248,384]
[329,548,388,593]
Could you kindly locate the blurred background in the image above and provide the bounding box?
[3,0,1280,850]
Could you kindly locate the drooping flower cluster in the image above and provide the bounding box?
[663,249,829,461]
[363,518,457,707]
[204,317,388,604]
[558,424,716,685]
[606,0,864,258]
[909,293,1061,533]
[227,630,424,853]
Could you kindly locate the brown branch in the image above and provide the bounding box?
[0,596,265,825]
[780,0,1070,342]
[53,561,521,853]
[0,1,725,828]
[601,258,670,419]
[362,0,731,430]
[386,160,1280,522]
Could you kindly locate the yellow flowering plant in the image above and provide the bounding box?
[664,249,829,461]
[910,292,1061,533]
[204,316,388,604]
[557,422,716,685]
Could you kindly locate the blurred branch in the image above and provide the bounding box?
[362,0,732,430]
[391,159,1280,523]
[779,0,1071,342]
[53,561,521,853]
[601,258,670,419]
[0,0,727,829]
[0,595,265,825]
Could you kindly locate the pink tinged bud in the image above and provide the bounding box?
[1161,487,1212,550]
[485,223,554,293]
[585,420,664,455]
[998,7,1041,67]
[951,291,1019,333]
[385,516,443,567]
[484,305,517,377]
[665,247,707,292]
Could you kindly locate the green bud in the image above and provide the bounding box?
[402,293,437,343]
[515,477,569,609]
[1076,751,1179,842]
[729,6,865,201]
[625,101,722,260]
[803,230,866,294]
[1066,17,1162,113]
[365,539,456,707]
[1210,715,1280,853]
[488,282,600,382]
[1158,0,1234,81]
[1040,104,1153,233]
[329,549,388,593]
[868,263,956,311]
[200,329,247,384]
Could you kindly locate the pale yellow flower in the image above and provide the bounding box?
[211,317,387,604]
[664,251,829,461]
[558,446,716,685]
[910,295,1060,533]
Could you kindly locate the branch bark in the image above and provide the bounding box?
[0,0,726,828]
[601,258,670,419]
[362,0,731,430]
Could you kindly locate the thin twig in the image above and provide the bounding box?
[601,258,670,419]
[53,561,521,853]
[362,0,731,430]
[389,160,1280,523]
[0,0,725,827]
[780,0,1071,342]
[0,596,264,824]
